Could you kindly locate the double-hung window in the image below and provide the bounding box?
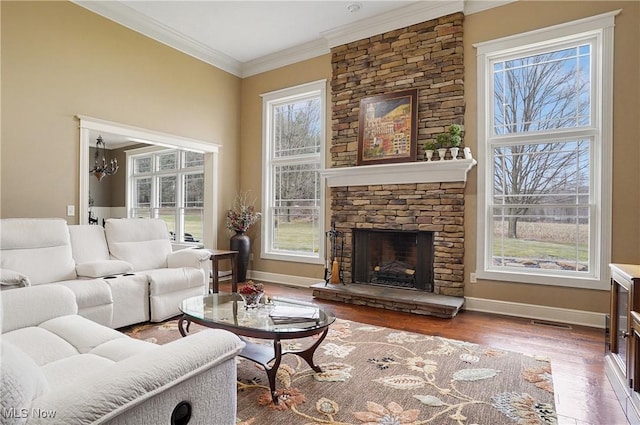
[129,148,205,243]
[261,80,326,264]
[475,12,618,289]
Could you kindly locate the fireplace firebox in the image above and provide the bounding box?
[352,229,434,291]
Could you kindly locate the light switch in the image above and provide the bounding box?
[67,205,75,216]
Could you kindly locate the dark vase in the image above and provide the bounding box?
[230,231,251,283]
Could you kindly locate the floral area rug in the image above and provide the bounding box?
[123,318,557,425]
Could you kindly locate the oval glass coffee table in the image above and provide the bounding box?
[178,292,335,403]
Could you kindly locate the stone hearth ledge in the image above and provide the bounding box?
[320,158,477,187]
[311,282,465,318]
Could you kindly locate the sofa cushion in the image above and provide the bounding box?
[76,260,133,278]
[105,219,173,271]
[89,338,157,362]
[41,354,116,389]
[0,218,77,284]
[0,340,50,424]
[54,279,113,310]
[68,225,110,264]
[1,285,78,333]
[2,327,80,366]
[2,314,142,368]
[39,315,126,354]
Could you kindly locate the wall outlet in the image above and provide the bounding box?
[470,272,477,283]
[66,205,75,216]
[250,253,254,262]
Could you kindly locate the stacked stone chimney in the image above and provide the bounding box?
[329,13,466,296]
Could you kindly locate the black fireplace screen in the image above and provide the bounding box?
[352,229,434,291]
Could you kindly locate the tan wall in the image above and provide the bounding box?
[240,1,639,314]
[1,1,241,248]
[239,55,332,280]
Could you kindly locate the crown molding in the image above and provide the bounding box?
[73,0,517,78]
[241,39,330,78]
[464,0,519,15]
[321,1,464,49]
[72,0,243,76]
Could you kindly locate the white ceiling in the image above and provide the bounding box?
[73,0,511,78]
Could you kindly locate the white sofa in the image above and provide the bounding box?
[0,218,211,328]
[0,285,244,425]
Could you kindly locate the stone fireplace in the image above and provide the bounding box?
[326,178,468,297]
[312,12,470,315]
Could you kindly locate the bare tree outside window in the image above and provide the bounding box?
[268,95,322,255]
[491,44,592,271]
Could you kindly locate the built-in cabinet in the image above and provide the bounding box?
[606,263,640,424]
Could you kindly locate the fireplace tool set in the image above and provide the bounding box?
[324,222,345,285]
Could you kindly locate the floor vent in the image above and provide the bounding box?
[531,320,572,330]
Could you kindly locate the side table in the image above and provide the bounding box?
[209,249,239,293]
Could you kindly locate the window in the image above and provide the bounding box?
[261,80,326,263]
[475,11,618,290]
[129,148,205,243]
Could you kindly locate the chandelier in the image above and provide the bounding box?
[90,135,119,181]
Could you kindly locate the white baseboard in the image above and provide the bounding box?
[242,270,606,329]
[248,270,321,288]
[464,296,606,329]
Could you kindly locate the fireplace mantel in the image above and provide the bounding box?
[320,158,477,187]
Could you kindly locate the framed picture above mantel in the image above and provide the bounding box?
[357,89,418,166]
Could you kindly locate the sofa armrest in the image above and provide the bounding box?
[76,260,133,278]
[28,329,245,425]
[166,248,210,270]
[0,268,31,288]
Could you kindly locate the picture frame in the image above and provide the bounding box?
[357,89,418,166]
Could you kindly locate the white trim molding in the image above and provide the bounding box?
[322,1,463,49]
[473,10,619,291]
[77,115,220,248]
[72,1,242,76]
[464,296,606,329]
[260,80,327,265]
[73,0,515,78]
[241,271,607,329]
[248,270,322,289]
[320,158,477,188]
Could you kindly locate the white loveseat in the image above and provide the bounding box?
[0,285,244,425]
[0,218,211,328]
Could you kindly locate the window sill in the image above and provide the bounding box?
[261,251,324,265]
[476,269,609,291]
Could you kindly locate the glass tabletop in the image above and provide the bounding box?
[179,292,335,335]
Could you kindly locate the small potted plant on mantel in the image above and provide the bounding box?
[424,140,437,161]
[436,124,463,160]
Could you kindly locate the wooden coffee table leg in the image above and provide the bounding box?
[265,339,283,404]
[294,326,329,373]
[178,315,191,337]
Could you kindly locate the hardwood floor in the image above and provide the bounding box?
[224,281,628,425]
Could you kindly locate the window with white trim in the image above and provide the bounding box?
[129,148,204,243]
[261,80,326,264]
[475,11,618,290]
